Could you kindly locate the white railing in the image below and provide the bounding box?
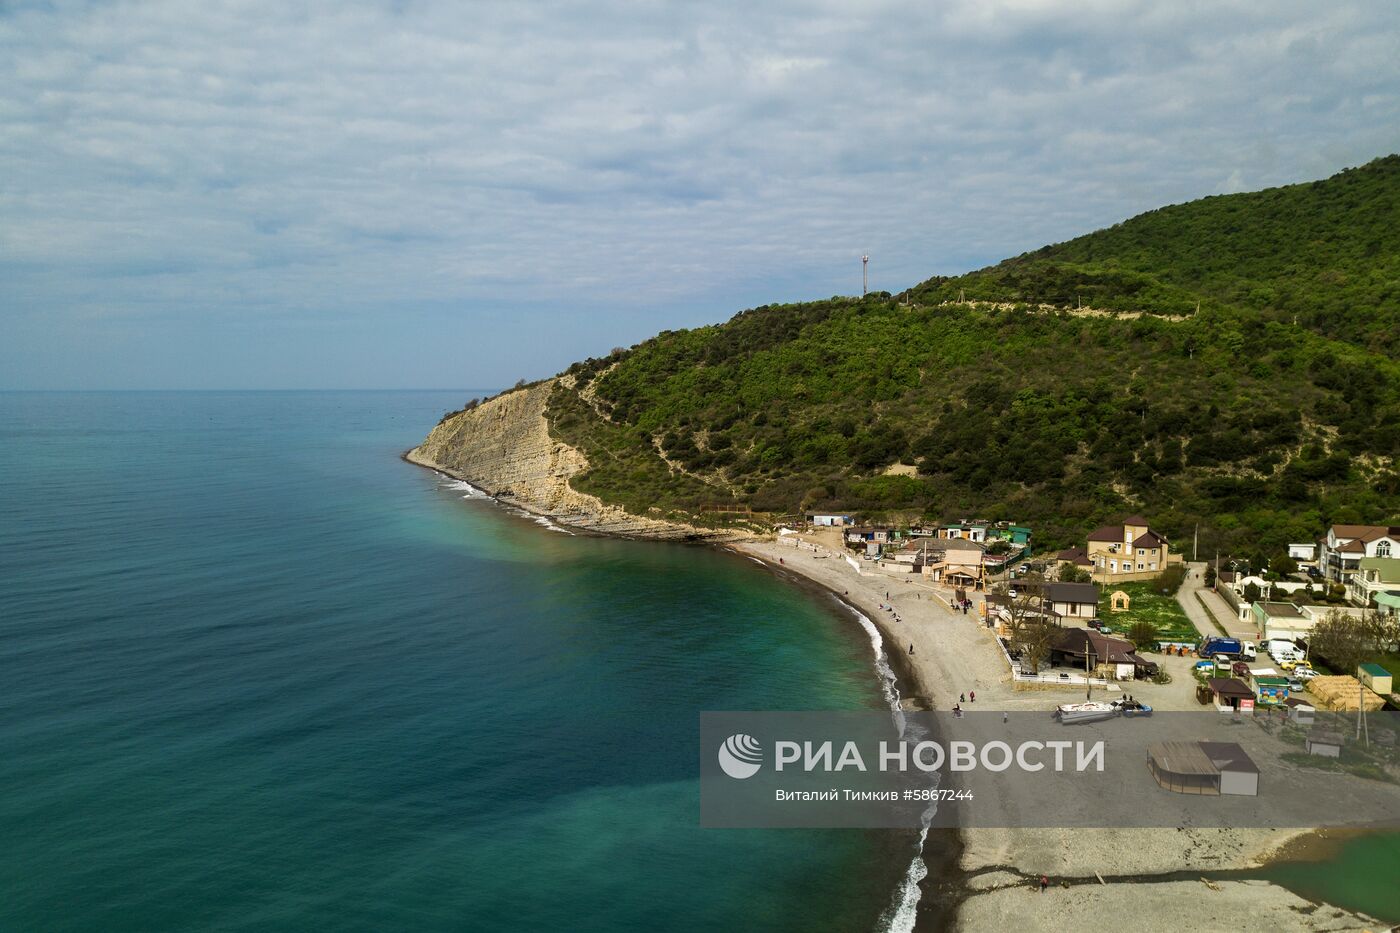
[1012,670,1112,687]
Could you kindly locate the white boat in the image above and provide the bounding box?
[1054,701,1118,724]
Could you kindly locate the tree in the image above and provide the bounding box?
[1126,621,1159,651]
[1002,590,1060,674]
[1058,563,1090,584]
[1307,609,1398,673]
[1204,564,1217,587]
[1243,581,1262,604]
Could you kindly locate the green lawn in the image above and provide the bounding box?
[1097,581,1198,644]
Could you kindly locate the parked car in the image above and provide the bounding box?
[1294,666,1319,680]
[1278,657,1301,671]
[1288,678,1306,692]
[1231,661,1251,678]
[1007,588,1018,599]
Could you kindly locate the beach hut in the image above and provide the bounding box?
[1284,697,1316,726]
[1358,663,1392,695]
[1306,730,1343,759]
[1252,675,1291,707]
[1205,677,1256,712]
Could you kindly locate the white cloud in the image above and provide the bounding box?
[1,0,1398,386]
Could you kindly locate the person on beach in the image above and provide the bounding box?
[970,690,976,703]
[909,643,915,655]
[959,693,965,704]
[1039,875,1048,893]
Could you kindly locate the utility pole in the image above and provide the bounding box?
[1193,523,1199,563]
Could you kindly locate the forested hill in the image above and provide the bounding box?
[912,155,1400,354]
[496,156,1400,562]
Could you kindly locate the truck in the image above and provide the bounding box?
[1198,636,1243,659]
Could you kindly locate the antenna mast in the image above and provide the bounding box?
[862,253,869,296]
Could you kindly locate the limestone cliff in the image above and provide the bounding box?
[407,378,745,541]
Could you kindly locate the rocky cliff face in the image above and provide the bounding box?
[407,379,745,541]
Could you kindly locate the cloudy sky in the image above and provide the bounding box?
[3,0,1398,389]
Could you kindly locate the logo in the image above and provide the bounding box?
[718,733,763,779]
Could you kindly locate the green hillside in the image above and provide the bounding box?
[538,156,1400,560]
[913,155,1400,354]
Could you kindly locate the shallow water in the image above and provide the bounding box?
[0,391,911,932]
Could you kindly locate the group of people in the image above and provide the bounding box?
[951,689,977,716]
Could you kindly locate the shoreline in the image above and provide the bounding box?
[728,535,1387,932]
[405,453,1383,931]
[406,450,956,931]
[725,545,965,933]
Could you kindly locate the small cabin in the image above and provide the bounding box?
[1252,675,1291,707]
[1284,697,1316,726]
[1358,663,1392,695]
[1306,730,1343,759]
[1205,677,1256,713]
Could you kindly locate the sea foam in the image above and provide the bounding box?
[840,599,937,933]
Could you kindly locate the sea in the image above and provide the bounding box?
[0,391,923,932]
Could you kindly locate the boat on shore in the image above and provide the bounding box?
[1054,701,1118,723]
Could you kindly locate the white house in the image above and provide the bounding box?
[1288,542,1318,564]
[1319,524,1400,584]
[1250,602,1315,642]
[808,514,853,527]
[1346,557,1400,608]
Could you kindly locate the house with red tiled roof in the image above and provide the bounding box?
[1082,517,1178,584]
[1319,524,1400,585]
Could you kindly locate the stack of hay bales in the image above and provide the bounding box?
[1306,675,1386,712]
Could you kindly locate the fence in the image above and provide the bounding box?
[1012,670,1113,688]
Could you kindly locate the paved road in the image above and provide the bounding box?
[1176,561,1260,643]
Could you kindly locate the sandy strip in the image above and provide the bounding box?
[731,535,1383,933]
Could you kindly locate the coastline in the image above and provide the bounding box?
[729,535,1386,932]
[724,545,965,933]
[404,448,1383,931]
[405,449,955,931]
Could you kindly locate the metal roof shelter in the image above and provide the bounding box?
[1147,741,1259,796]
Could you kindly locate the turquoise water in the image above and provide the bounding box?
[1256,833,1400,923]
[0,392,912,932]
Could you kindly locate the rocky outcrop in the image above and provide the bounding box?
[406,378,747,541]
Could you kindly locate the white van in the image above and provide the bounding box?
[1266,639,1297,659]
